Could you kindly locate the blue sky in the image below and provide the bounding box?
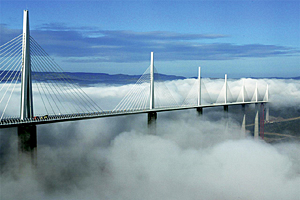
[0,0,299,78]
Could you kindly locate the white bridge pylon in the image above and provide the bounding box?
[113,52,180,112]
[20,10,33,120]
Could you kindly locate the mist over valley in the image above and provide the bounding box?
[0,75,299,200]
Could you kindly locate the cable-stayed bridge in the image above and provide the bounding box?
[0,11,268,155]
[0,39,268,127]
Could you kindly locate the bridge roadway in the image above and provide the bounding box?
[0,101,267,128]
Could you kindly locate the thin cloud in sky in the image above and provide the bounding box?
[1,24,298,63]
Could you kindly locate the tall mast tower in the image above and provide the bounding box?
[20,10,33,120]
[18,10,36,163]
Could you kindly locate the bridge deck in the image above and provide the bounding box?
[0,101,267,128]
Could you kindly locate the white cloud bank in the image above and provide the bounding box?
[0,78,299,200]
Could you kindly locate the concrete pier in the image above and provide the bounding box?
[18,125,37,165]
[241,105,246,137]
[148,112,157,134]
[197,107,203,115]
[254,104,259,139]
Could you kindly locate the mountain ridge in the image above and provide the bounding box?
[0,71,299,85]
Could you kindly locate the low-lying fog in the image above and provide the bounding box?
[1,78,299,200]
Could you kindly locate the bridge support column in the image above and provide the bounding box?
[223,74,229,130]
[224,105,229,121]
[18,125,37,165]
[196,67,203,116]
[241,105,246,136]
[223,105,229,132]
[196,107,203,115]
[224,105,228,112]
[260,103,265,139]
[148,52,156,134]
[265,103,269,122]
[254,104,259,139]
[265,84,269,122]
[18,10,36,165]
[148,112,157,134]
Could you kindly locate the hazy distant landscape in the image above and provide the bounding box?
[1,71,299,142]
[37,72,300,144]
[31,71,186,85]
[30,71,299,85]
[1,70,299,85]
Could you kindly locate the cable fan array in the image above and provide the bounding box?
[0,34,23,119]
[0,34,103,119]
[183,78,268,106]
[113,66,179,112]
[0,33,269,121]
[30,37,103,116]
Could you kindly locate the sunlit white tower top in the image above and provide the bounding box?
[150,52,154,109]
[197,67,201,106]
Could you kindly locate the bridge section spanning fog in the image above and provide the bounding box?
[0,101,267,128]
[0,27,268,127]
[0,10,268,156]
[0,39,268,127]
[0,36,268,127]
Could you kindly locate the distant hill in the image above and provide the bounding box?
[249,76,300,80]
[0,71,299,85]
[31,72,186,85]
